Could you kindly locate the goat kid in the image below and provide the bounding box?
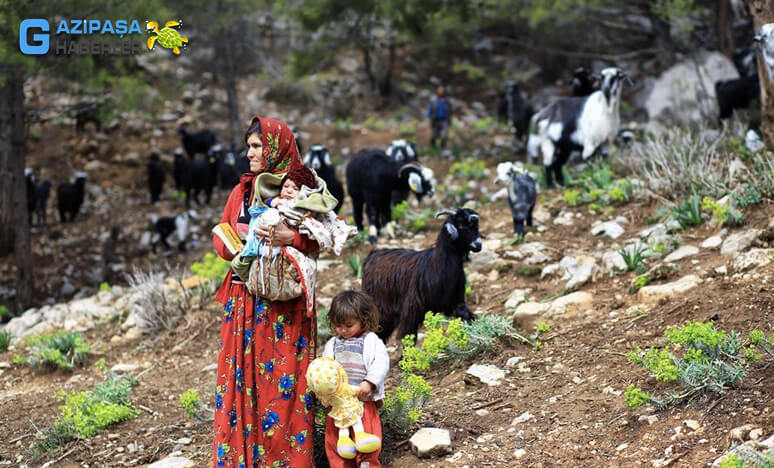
[151,210,198,253]
[304,144,344,213]
[57,172,87,223]
[495,162,537,236]
[362,208,482,341]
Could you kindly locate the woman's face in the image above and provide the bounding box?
[246,133,265,172]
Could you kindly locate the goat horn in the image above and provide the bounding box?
[434,209,456,219]
[397,161,423,177]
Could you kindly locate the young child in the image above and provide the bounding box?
[323,290,390,468]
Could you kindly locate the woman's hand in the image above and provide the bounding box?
[255,222,295,246]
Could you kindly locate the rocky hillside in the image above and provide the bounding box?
[2,111,774,466]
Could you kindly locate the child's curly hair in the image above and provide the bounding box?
[282,166,317,190]
[328,290,380,333]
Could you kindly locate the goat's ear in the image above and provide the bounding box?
[445,222,459,240]
[324,152,332,166]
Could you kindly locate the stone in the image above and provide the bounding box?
[591,221,624,239]
[643,51,737,130]
[506,356,525,367]
[664,245,699,262]
[602,250,628,273]
[701,235,723,249]
[638,275,702,303]
[720,229,763,255]
[553,211,575,226]
[732,248,772,272]
[512,302,550,321]
[511,411,534,425]
[540,263,563,278]
[549,291,593,317]
[519,242,553,265]
[409,428,452,458]
[201,363,218,372]
[514,448,527,459]
[505,288,532,310]
[61,281,76,296]
[466,364,506,386]
[469,248,499,272]
[110,363,141,374]
[147,457,195,468]
[715,265,728,275]
[559,256,599,291]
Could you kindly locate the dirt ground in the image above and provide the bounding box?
[2,119,774,467]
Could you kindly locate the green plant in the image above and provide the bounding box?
[381,373,432,431]
[519,265,541,277]
[670,193,703,229]
[718,454,744,468]
[629,274,650,294]
[618,244,650,272]
[190,252,231,282]
[623,321,772,410]
[333,117,353,132]
[0,305,9,318]
[510,322,550,350]
[0,330,12,353]
[362,116,387,131]
[624,384,652,410]
[722,444,774,467]
[732,183,762,208]
[564,189,582,206]
[701,197,745,227]
[391,200,409,221]
[94,357,107,373]
[180,389,205,420]
[99,282,111,292]
[347,253,364,279]
[21,331,90,371]
[449,158,486,178]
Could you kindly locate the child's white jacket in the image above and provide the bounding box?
[323,331,390,401]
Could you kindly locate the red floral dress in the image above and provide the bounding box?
[212,117,316,468]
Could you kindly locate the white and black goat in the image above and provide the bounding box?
[570,67,599,97]
[151,210,198,253]
[362,208,482,341]
[57,172,87,223]
[755,24,774,111]
[385,139,418,164]
[528,67,626,188]
[304,144,344,213]
[495,162,537,236]
[346,149,434,243]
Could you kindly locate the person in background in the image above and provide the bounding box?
[426,85,453,149]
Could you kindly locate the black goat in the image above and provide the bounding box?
[570,67,599,97]
[346,149,433,243]
[147,153,165,204]
[362,208,482,341]
[498,81,534,140]
[72,102,102,132]
[57,172,87,223]
[33,180,53,226]
[715,74,760,120]
[219,146,246,190]
[173,148,192,206]
[177,127,216,158]
[733,47,757,78]
[151,210,197,253]
[190,153,217,206]
[304,144,344,213]
[25,168,35,225]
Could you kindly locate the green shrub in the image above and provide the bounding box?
[618,244,650,272]
[449,158,486,178]
[732,183,762,208]
[701,197,745,227]
[347,253,364,279]
[99,282,111,292]
[0,305,9,318]
[380,373,432,431]
[624,321,773,410]
[670,194,703,229]
[21,331,90,371]
[519,265,541,277]
[180,389,204,419]
[564,189,581,206]
[0,330,11,353]
[391,200,409,221]
[190,252,231,282]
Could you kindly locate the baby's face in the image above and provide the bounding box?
[280,179,300,200]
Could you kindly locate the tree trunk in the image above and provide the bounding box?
[747,0,774,149]
[0,67,33,311]
[717,0,734,58]
[0,72,13,257]
[222,36,241,149]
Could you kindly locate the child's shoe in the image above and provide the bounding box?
[337,435,357,459]
[354,431,381,453]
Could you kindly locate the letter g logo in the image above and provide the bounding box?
[20,19,50,55]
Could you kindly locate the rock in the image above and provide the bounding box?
[638,275,702,303]
[720,229,763,255]
[602,250,628,273]
[559,256,599,291]
[664,245,699,262]
[506,356,525,367]
[591,220,625,239]
[715,265,728,275]
[553,211,575,226]
[638,415,659,425]
[505,288,532,310]
[683,419,701,431]
[701,235,723,249]
[732,248,771,272]
[511,411,534,425]
[147,457,195,468]
[466,364,506,386]
[504,250,524,260]
[540,263,563,278]
[549,291,593,317]
[409,428,452,458]
[514,448,527,459]
[519,242,554,265]
[110,363,141,374]
[512,302,550,321]
[643,51,737,130]
[61,281,76,296]
[201,363,218,372]
[469,248,499,272]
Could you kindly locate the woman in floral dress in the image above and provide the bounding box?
[212,116,317,467]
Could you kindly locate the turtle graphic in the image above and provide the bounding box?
[146,20,188,55]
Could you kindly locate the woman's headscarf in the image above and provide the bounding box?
[240,116,303,197]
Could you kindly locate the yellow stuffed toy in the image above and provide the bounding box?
[306,357,381,459]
